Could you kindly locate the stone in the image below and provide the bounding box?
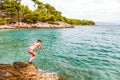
[0,62,66,80]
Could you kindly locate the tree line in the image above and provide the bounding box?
[0,0,95,25]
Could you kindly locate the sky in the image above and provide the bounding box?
[22,0,120,23]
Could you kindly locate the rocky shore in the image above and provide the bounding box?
[0,22,74,29]
[0,62,65,80]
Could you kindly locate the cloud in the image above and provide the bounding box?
[21,0,35,10]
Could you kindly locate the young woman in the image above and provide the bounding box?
[28,39,45,64]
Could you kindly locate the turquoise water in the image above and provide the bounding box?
[0,25,120,80]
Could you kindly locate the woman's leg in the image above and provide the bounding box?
[28,51,37,62]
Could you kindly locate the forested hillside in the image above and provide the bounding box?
[0,0,95,25]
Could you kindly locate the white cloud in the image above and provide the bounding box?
[22,0,120,23]
[21,0,35,10]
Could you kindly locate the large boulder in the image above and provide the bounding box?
[0,62,65,80]
[0,64,23,80]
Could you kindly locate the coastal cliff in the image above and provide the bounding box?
[0,62,65,80]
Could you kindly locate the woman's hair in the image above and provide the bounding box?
[37,39,42,42]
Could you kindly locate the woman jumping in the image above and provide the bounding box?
[28,39,45,64]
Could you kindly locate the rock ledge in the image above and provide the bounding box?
[0,62,65,80]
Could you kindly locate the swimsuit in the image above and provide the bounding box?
[28,48,34,52]
[28,43,36,52]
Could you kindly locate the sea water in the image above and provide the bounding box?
[0,25,120,80]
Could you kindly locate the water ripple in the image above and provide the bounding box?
[0,26,120,80]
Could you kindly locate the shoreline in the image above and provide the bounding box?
[0,22,74,29]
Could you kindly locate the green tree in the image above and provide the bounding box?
[0,17,4,25]
[21,6,33,23]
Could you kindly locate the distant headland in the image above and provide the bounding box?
[0,0,95,29]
